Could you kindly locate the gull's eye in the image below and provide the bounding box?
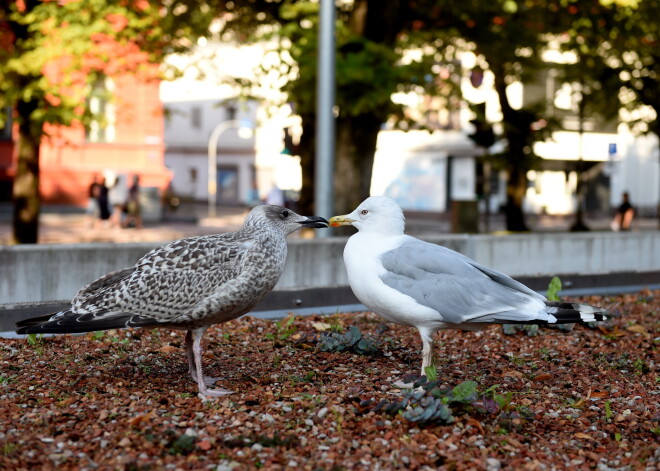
[360,209,368,216]
[281,209,290,218]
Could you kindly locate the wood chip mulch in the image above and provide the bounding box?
[1,290,658,470]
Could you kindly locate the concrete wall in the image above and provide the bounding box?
[1,232,659,304]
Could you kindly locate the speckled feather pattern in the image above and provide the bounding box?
[54,206,301,330]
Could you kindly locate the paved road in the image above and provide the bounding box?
[0,203,657,245]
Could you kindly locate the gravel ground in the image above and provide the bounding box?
[1,290,658,470]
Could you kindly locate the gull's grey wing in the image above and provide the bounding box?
[379,237,545,324]
[72,234,253,322]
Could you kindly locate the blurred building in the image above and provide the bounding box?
[160,38,659,218]
[0,74,171,207]
[371,51,659,218]
[160,39,302,209]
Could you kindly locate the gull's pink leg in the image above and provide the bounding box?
[191,327,233,398]
[186,329,222,387]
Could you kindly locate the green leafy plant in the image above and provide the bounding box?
[26,333,44,355]
[502,324,539,336]
[289,371,316,384]
[424,365,438,382]
[91,331,105,341]
[167,433,197,455]
[604,400,613,421]
[0,375,13,385]
[2,442,16,456]
[355,378,489,426]
[546,276,562,301]
[316,326,380,355]
[265,314,297,343]
[633,358,650,375]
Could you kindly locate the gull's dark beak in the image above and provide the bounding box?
[298,216,329,229]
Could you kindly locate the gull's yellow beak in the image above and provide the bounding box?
[328,215,355,227]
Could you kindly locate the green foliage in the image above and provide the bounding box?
[448,380,478,403]
[604,400,613,421]
[502,324,540,336]
[546,276,562,302]
[356,378,517,426]
[289,371,316,384]
[2,442,16,456]
[317,325,380,356]
[424,365,438,382]
[26,333,44,355]
[167,433,197,455]
[91,331,105,341]
[0,0,221,128]
[265,314,297,342]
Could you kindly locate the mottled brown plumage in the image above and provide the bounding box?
[16,205,328,398]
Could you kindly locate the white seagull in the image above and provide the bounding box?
[16,205,328,398]
[329,196,606,378]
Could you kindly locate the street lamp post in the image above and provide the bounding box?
[207,119,252,218]
[315,0,336,237]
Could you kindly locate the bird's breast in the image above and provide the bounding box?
[343,235,437,327]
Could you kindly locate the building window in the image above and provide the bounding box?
[191,107,202,129]
[86,77,116,143]
[0,108,12,141]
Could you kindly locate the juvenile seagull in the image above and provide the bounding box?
[16,205,328,398]
[329,196,606,378]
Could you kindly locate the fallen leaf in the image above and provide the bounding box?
[574,432,593,441]
[197,439,212,451]
[465,418,485,435]
[625,324,650,338]
[501,370,524,378]
[129,410,154,427]
[118,437,131,447]
[159,345,179,353]
[506,437,523,448]
[534,373,552,381]
[312,322,333,332]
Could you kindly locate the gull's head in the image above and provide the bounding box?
[246,205,329,236]
[329,196,405,235]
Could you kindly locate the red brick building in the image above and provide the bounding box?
[0,73,171,207]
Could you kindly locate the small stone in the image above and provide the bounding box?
[486,458,501,471]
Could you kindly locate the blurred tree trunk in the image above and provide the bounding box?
[333,113,381,214]
[298,112,316,216]
[12,98,41,244]
[492,62,530,232]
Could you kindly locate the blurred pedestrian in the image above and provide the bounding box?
[107,173,128,228]
[612,191,635,231]
[97,177,111,226]
[125,175,142,229]
[86,175,102,228]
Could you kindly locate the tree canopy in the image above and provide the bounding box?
[0,0,222,243]
[2,0,658,240]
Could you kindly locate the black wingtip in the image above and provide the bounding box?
[15,313,57,330]
[15,310,160,335]
[544,301,607,324]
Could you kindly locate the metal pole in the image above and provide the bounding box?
[315,0,336,233]
[207,120,241,218]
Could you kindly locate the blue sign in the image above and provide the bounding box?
[608,143,617,155]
